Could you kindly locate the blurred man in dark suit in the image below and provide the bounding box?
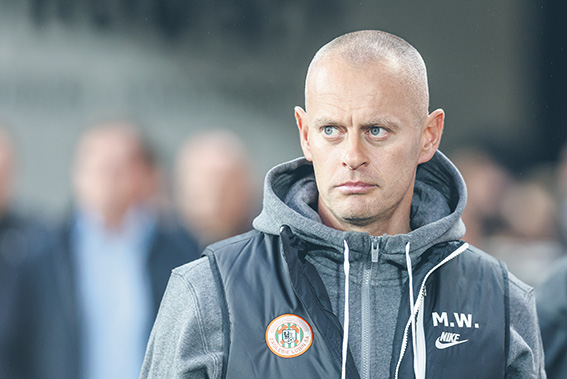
[0,128,48,378]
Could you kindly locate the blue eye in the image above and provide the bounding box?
[323,126,335,135]
[370,127,382,136]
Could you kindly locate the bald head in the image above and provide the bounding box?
[176,130,256,246]
[305,30,429,124]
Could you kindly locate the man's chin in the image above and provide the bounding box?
[341,214,376,227]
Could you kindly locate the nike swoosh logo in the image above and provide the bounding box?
[435,338,469,350]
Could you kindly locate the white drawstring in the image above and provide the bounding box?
[405,242,418,378]
[341,240,350,379]
[405,241,426,379]
[395,243,469,379]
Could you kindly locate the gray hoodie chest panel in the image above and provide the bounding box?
[306,246,405,379]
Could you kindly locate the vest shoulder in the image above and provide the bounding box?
[461,243,505,267]
[204,230,276,255]
[461,243,535,293]
[429,243,508,286]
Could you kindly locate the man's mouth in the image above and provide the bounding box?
[336,181,376,194]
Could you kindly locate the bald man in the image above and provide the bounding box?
[141,31,545,378]
[175,130,257,248]
[4,123,200,379]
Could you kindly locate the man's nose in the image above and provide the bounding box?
[342,136,368,170]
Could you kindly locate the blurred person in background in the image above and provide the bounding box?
[175,130,258,248]
[0,128,47,376]
[537,256,567,379]
[536,143,567,378]
[555,143,567,248]
[451,146,511,248]
[0,128,24,292]
[455,146,562,286]
[2,122,200,379]
[485,170,563,286]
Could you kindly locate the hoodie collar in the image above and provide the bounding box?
[253,151,466,265]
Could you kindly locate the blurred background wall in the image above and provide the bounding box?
[0,0,564,216]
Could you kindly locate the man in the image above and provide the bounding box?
[3,122,200,379]
[141,30,545,378]
[537,256,567,379]
[0,128,47,376]
[0,128,29,292]
[175,130,258,248]
[536,143,567,379]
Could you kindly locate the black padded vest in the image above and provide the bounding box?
[206,227,509,378]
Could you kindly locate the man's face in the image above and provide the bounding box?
[296,58,437,235]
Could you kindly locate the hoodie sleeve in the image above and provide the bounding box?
[140,257,224,379]
[506,273,547,378]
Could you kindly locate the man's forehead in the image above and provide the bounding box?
[307,58,405,102]
[313,54,402,82]
[305,56,427,125]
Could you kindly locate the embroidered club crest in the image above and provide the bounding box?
[265,314,313,358]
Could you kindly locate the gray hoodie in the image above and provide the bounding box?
[140,152,546,378]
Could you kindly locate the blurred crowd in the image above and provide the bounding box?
[0,121,260,379]
[453,146,566,287]
[0,120,566,378]
[453,145,567,377]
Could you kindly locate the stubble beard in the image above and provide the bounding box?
[323,193,384,229]
[324,190,406,234]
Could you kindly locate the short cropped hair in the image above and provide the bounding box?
[305,30,429,124]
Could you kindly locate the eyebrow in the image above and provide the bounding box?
[312,117,341,127]
[363,118,401,131]
[312,116,401,130]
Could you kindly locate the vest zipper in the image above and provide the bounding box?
[360,236,380,379]
[393,242,469,379]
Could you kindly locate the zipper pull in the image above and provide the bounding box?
[371,237,379,263]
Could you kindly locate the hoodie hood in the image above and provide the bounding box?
[253,151,467,265]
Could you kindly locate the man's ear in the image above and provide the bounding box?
[418,108,444,164]
[294,106,313,162]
